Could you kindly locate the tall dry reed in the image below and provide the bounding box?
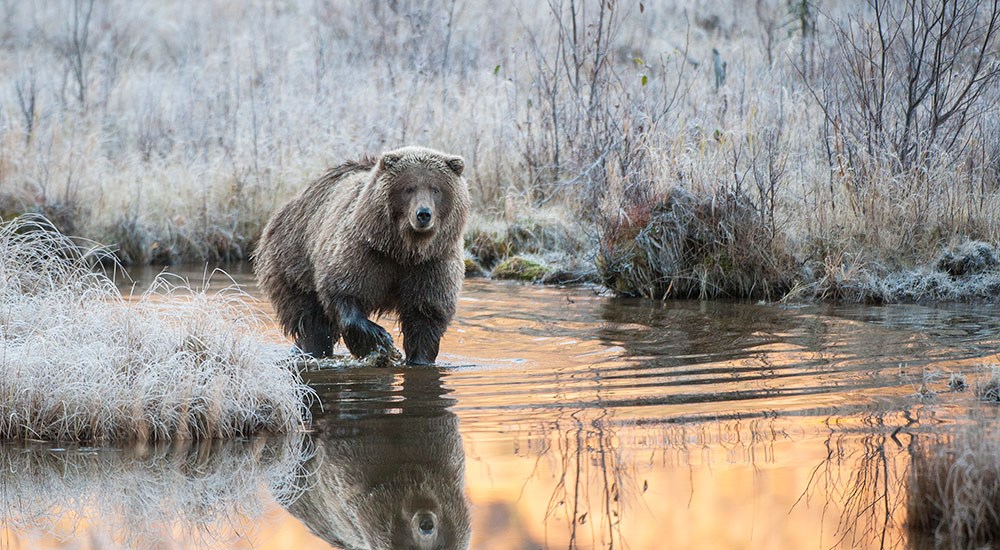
[907,421,1000,546]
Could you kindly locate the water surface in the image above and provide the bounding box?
[4,267,1000,549]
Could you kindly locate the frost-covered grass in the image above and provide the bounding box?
[1,1,998,301]
[0,436,311,549]
[906,366,1000,543]
[0,215,311,441]
[907,422,1000,546]
[779,240,1000,304]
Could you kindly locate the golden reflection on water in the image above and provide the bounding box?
[5,273,1000,548]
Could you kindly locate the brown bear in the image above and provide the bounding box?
[254,146,469,365]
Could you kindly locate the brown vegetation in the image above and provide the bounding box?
[598,188,797,300]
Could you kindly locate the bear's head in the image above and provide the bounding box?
[373,146,469,258]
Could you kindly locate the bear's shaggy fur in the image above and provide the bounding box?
[254,146,469,365]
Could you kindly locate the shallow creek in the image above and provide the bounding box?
[3,264,1000,549]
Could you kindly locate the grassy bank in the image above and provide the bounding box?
[1,1,998,302]
[0,215,311,441]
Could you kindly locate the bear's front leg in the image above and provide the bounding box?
[398,258,460,366]
[331,295,395,359]
[294,302,336,358]
[400,306,448,365]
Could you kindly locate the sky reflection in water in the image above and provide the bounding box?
[3,274,1000,549]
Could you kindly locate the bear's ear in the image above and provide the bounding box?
[445,156,465,176]
[380,152,401,172]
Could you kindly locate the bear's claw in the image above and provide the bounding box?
[343,320,395,359]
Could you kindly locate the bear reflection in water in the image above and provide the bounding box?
[287,368,471,550]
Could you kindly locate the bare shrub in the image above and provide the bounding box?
[14,68,37,143]
[816,0,1000,225]
[57,0,96,107]
[820,0,1000,168]
[0,214,311,441]
[517,0,684,210]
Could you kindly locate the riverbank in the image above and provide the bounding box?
[467,206,1000,305]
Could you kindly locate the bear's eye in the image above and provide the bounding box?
[431,186,441,195]
[404,186,415,194]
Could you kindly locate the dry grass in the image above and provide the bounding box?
[0,436,310,549]
[598,188,798,300]
[908,366,1000,543]
[973,365,1000,403]
[0,1,998,300]
[0,214,311,441]
[907,423,1000,546]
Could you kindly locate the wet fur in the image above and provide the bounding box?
[254,147,469,364]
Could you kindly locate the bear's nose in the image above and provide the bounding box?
[414,511,437,536]
[418,513,435,534]
[416,207,432,226]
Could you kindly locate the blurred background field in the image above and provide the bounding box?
[1,0,998,300]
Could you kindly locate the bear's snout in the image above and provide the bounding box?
[415,510,436,534]
[412,510,439,547]
[414,207,433,230]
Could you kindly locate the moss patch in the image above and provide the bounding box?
[464,256,487,278]
[492,256,551,281]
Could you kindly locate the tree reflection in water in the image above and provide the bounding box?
[514,409,817,549]
[290,367,471,550]
[519,402,1000,549]
[539,408,626,549]
[794,411,912,549]
[793,407,1000,549]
